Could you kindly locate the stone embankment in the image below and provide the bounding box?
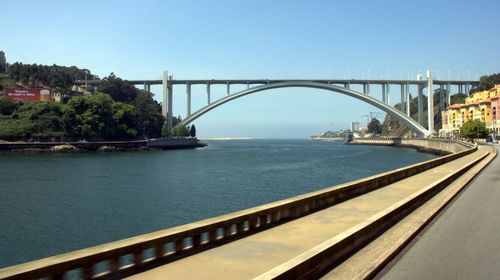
[347,137,474,154]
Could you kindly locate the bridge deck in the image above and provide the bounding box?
[127,147,488,280]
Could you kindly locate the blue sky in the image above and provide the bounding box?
[2,0,500,138]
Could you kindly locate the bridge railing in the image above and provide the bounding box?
[0,141,477,280]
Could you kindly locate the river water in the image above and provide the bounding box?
[0,139,436,268]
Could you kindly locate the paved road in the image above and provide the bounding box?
[379,144,500,280]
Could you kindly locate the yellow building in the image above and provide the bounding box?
[466,84,500,103]
[440,85,500,137]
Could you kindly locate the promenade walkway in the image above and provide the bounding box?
[128,146,491,279]
[377,144,499,280]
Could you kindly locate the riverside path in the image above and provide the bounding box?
[127,146,492,280]
[377,144,500,280]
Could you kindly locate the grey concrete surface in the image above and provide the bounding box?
[378,144,500,280]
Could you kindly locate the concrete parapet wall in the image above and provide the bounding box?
[255,151,490,280]
[350,138,475,154]
[0,141,478,280]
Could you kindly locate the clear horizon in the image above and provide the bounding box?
[2,0,499,138]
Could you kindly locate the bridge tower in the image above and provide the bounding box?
[163,71,173,128]
[427,70,434,135]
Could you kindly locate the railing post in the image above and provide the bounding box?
[209,229,218,243]
[133,251,143,266]
[50,273,64,280]
[109,257,120,275]
[155,243,165,258]
[260,214,269,226]
[81,266,93,280]
[224,225,233,238]
[272,211,281,223]
[193,234,202,248]
[250,217,259,230]
[237,222,246,233]
[175,239,184,254]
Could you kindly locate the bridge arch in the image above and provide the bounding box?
[178,81,430,138]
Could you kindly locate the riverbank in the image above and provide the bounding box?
[346,137,475,155]
[309,137,345,142]
[0,138,206,154]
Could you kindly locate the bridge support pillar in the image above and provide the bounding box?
[361,83,370,95]
[207,83,211,105]
[446,82,451,106]
[400,84,405,113]
[187,83,191,116]
[227,82,230,95]
[405,83,410,117]
[439,84,445,110]
[386,83,390,104]
[418,84,424,126]
[427,70,434,135]
[163,71,173,128]
[382,84,389,104]
[345,82,350,89]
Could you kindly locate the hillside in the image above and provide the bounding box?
[381,91,467,136]
[0,63,168,141]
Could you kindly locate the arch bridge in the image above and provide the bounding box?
[75,72,478,138]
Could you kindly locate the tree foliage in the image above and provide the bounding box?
[133,90,164,138]
[367,118,382,135]
[460,119,489,140]
[470,73,500,93]
[98,73,138,103]
[190,124,196,137]
[0,94,143,141]
[0,65,182,141]
[7,62,97,88]
[63,93,139,140]
[0,95,16,115]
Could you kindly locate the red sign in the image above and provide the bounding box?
[4,88,52,102]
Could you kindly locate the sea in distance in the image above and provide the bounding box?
[0,139,437,268]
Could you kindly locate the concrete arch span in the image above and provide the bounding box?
[178,81,430,138]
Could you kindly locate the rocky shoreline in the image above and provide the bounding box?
[0,138,206,154]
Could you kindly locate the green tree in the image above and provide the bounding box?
[63,93,114,140]
[98,73,138,103]
[190,124,196,137]
[161,122,171,138]
[450,93,467,104]
[0,95,15,115]
[171,125,190,137]
[133,90,164,138]
[112,102,139,139]
[367,118,382,135]
[460,119,489,141]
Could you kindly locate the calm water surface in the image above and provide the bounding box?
[0,139,436,267]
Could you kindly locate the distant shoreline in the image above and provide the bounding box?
[200,137,253,141]
[309,137,346,141]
